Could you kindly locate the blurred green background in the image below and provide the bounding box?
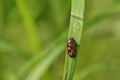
[0,0,120,80]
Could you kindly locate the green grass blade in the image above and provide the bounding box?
[63,0,85,80]
[15,0,40,54]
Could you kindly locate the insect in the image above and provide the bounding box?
[67,38,77,58]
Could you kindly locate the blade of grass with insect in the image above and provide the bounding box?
[15,0,40,54]
[63,0,85,80]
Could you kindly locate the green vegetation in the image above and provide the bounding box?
[0,0,120,80]
[63,0,84,80]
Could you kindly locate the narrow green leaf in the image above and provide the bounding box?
[63,0,85,80]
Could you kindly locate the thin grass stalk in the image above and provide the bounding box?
[63,0,85,80]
